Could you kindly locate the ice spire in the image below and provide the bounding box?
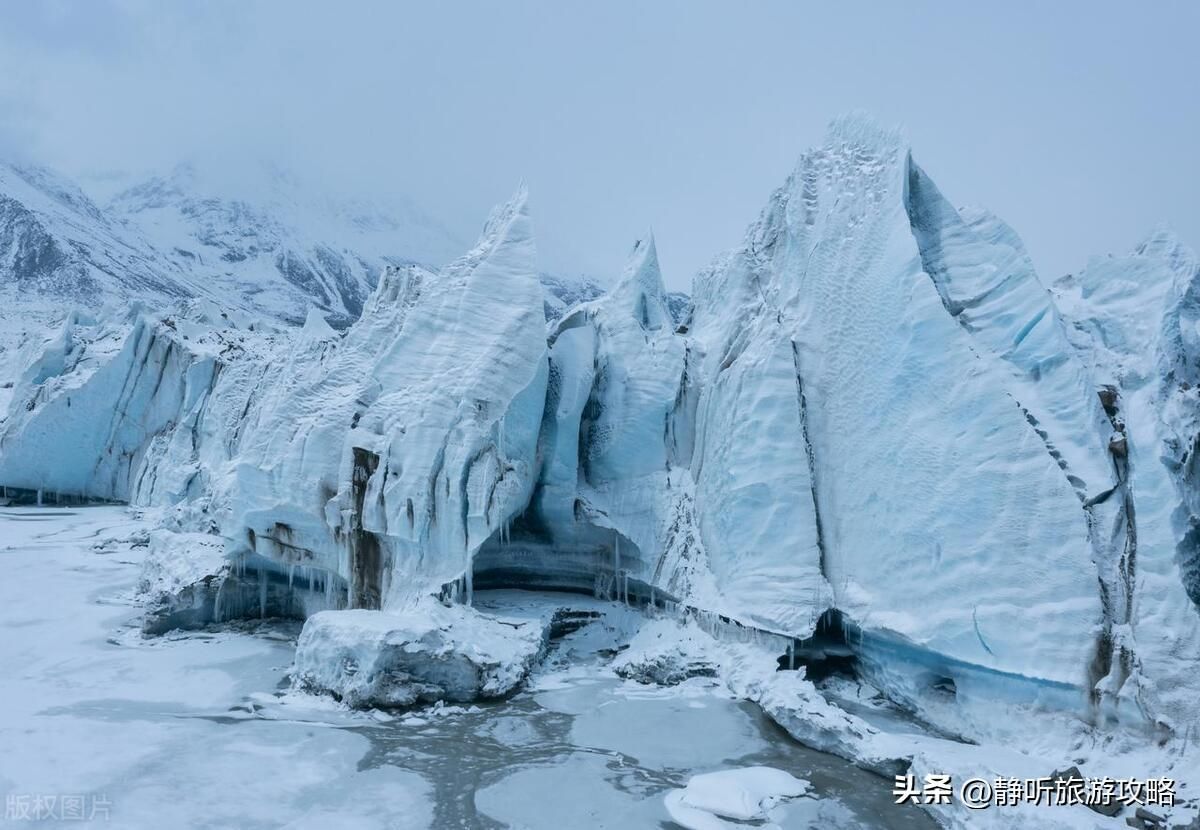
[610,231,670,331]
[299,307,337,343]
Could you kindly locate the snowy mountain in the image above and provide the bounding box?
[0,161,205,419]
[0,162,203,312]
[1,117,1198,828]
[106,163,469,326]
[0,159,606,330]
[537,270,606,322]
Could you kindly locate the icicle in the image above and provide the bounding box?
[36,488,43,507]
[288,564,295,590]
[465,564,474,607]
[258,569,268,619]
[788,642,795,671]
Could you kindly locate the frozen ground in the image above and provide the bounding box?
[0,506,430,829]
[0,506,935,829]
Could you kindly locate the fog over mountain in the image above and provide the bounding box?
[1,1,1197,290]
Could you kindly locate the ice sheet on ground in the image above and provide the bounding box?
[674,765,809,820]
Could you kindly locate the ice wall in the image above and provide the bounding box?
[687,117,1102,693]
[2,118,1198,732]
[0,311,223,501]
[0,189,549,613]
[1054,232,1200,728]
[212,187,550,610]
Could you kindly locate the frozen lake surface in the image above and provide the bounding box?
[0,507,935,829]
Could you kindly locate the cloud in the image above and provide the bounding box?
[0,1,1196,289]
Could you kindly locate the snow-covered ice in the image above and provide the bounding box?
[2,113,1199,828]
[664,766,809,829]
[0,508,941,829]
[0,507,433,829]
[292,602,549,708]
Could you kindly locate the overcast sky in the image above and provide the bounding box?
[1,1,1196,290]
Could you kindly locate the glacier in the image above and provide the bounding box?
[1,115,1198,828]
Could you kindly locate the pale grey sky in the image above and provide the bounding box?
[1,1,1196,290]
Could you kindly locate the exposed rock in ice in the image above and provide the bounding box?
[137,529,229,634]
[1053,230,1200,729]
[711,632,906,775]
[216,185,549,610]
[611,617,719,685]
[292,603,549,708]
